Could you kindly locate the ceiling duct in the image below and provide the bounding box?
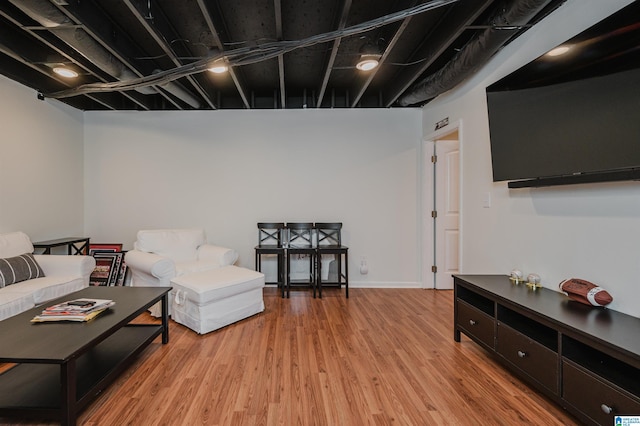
[8,0,200,106]
[9,0,66,28]
[397,0,556,106]
[152,70,202,108]
[11,0,125,78]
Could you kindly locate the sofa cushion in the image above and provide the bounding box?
[0,253,45,288]
[134,229,206,262]
[8,276,86,304]
[0,289,36,321]
[0,232,34,258]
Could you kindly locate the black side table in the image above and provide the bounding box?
[33,237,90,255]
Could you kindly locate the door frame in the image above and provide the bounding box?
[421,120,463,289]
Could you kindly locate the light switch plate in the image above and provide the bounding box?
[482,192,491,208]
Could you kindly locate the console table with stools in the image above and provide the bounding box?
[33,237,90,255]
[254,222,349,299]
[454,275,640,426]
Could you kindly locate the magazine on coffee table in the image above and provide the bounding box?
[31,298,115,322]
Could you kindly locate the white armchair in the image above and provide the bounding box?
[125,229,239,316]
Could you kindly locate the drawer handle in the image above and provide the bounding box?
[469,319,477,326]
[517,350,527,358]
[600,404,614,414]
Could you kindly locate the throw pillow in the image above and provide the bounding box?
[0,253,46,288]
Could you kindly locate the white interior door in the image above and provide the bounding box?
[434,138,460,289]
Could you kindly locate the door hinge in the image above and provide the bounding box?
[431,210,437,218]
[432,265,438,273]
[431,155,437,163]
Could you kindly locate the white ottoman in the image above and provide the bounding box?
[170,265,265,334]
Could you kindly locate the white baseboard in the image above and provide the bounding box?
[348,281,422,288]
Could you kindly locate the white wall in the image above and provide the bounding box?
[0,76,85,241]
[422,0,640,317]
[84,108,422,287]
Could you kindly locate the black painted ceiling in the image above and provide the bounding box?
[488,0,640,91]
[0,0,565,111]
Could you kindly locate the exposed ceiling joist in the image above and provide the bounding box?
[317,0,352,107]
[195,0,250,109]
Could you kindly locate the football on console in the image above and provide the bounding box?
[559,278,613,307]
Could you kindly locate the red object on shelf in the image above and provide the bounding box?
[559,278,613,307]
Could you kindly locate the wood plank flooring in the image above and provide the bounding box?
[1,287,580,425]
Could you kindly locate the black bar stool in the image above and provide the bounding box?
[285,222,316,298]
[315,222,348,298]
[255,222,286,297]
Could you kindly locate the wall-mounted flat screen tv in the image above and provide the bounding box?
[486,1,640,188]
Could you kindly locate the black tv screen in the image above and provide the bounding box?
[486,1,640,187]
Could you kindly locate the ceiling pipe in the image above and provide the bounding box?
[9,0,200,107]
[397,0,556,106]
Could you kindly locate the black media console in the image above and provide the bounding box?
[453,274,640,426]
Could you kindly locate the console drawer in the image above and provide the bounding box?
[496,323,558,394]
[456,300,495,349]
[563,360,640,425]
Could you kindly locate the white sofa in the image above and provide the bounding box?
[125,229,265,328]
[0,232,96,321]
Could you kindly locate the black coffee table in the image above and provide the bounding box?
[0,286,171,426]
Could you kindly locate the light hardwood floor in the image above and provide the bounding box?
[2,287,580,426]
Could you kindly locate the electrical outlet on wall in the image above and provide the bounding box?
[360,256,368,275]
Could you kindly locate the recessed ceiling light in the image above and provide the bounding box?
[207,61,228,74]
[53,67,78,78]
[357,39,383,71]
[208,65,228,74]
[356,57,379,71]
[547,45,571,57]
